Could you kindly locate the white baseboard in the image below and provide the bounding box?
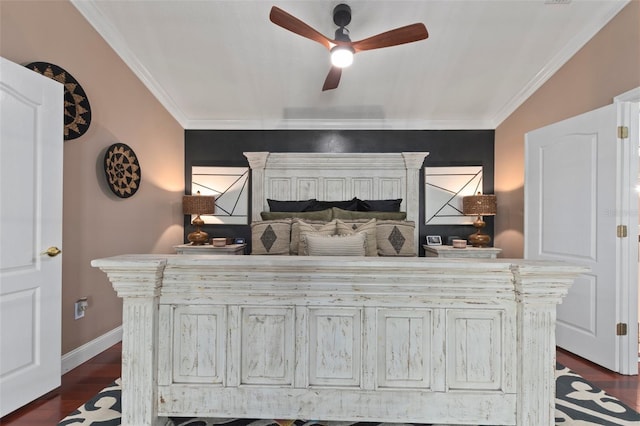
[61,326,122,374]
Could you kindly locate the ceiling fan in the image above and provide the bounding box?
[269,4,429,91]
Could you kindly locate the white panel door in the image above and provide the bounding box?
[525,102,638,374]
[0,57,64,415]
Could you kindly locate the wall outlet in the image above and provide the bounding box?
[74,298,88,320]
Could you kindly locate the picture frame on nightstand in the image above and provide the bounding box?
[426,235,442,246]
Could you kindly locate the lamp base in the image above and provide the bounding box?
[187,215,209,245]
[468,216,491,248]
[468,232,491,248]
[187,230,209,245]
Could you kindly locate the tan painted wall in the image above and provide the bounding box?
[0,1,184,354]
[495,0,640,258]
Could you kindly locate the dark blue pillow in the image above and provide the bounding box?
[267,199,317,212]
[357,199,402,212]
[306,198,359,212]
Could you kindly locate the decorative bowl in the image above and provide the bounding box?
[211,238,227,247]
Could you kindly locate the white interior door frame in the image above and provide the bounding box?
[524,87,639,375]
[614,86,640,373]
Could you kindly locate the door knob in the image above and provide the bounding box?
[42,246,61,257]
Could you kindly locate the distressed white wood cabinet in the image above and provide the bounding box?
[423,245,502,259]
[173,243,246,255]
[92,255,585,426]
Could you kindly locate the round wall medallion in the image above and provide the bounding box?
[25,62,92,141]
[104,143,141,198]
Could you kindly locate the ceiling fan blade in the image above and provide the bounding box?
[322,66,342,91]
[351,23,428,52]
[269,6,332,50]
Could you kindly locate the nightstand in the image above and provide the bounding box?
[423,244,501,259]
[174,243,246,255]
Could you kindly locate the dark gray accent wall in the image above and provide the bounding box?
[185,129,494,256]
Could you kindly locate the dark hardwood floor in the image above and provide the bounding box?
[555,348,640,413]
[1,343,122,426]
[1,343,638,425]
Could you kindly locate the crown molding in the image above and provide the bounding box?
[491,0,630,128]
[72,0,629,132]
[614,87,640,103]
[70,0,189,128]
[184,118,495,130]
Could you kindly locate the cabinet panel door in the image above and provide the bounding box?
[309,308,362,387]
[377,309,432,389]
[173,306,226,384]
[446,309,503,391]
[241,307,294,385]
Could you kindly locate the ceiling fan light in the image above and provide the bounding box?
[330,46,354,68]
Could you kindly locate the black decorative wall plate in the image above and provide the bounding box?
[25,62,92,141]
[104,143,141,198]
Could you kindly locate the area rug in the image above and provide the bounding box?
[58,364,639,426]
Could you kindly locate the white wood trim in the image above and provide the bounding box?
[69,0,189,128]
[491,1,629,127]
[614,86,640,103]
[184,118,494,130]
[244,151,429,254]
[92,254,586,426]
[61,326,122,374]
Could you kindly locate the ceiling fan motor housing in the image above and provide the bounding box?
[333,4,351,27]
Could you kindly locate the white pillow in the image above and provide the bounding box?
[305,233,366,256]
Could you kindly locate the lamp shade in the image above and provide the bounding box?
[182,194,215,215]
[462,193,497,216]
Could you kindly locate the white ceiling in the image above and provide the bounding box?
[71,0,628,130]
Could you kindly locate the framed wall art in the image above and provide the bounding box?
[191,166,249,225]
[424,166,483,225]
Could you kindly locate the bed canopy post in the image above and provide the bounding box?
[244,152,269,223]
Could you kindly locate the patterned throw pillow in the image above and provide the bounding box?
[376,220,416,256]
[336,219,378,256]
[250,219,292,255]
[305,233,366,256]
[297,219,337,255]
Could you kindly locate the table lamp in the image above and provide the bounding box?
[462,192,497,248]
[182,191,216,245]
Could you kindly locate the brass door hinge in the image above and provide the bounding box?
[616,323,628,336]
[617,225,627,238]
[618,126,629,139]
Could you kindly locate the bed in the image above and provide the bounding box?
[92,152,585,426]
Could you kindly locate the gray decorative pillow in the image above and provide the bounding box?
[336,219,378,256]
[376,220,416,256]
[250,219,292,255]
[261,209,332,222]
[331,207,407,221]
[305,233,366,256]
[297,219,337,255]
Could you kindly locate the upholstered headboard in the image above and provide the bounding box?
[244,152,429,252]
